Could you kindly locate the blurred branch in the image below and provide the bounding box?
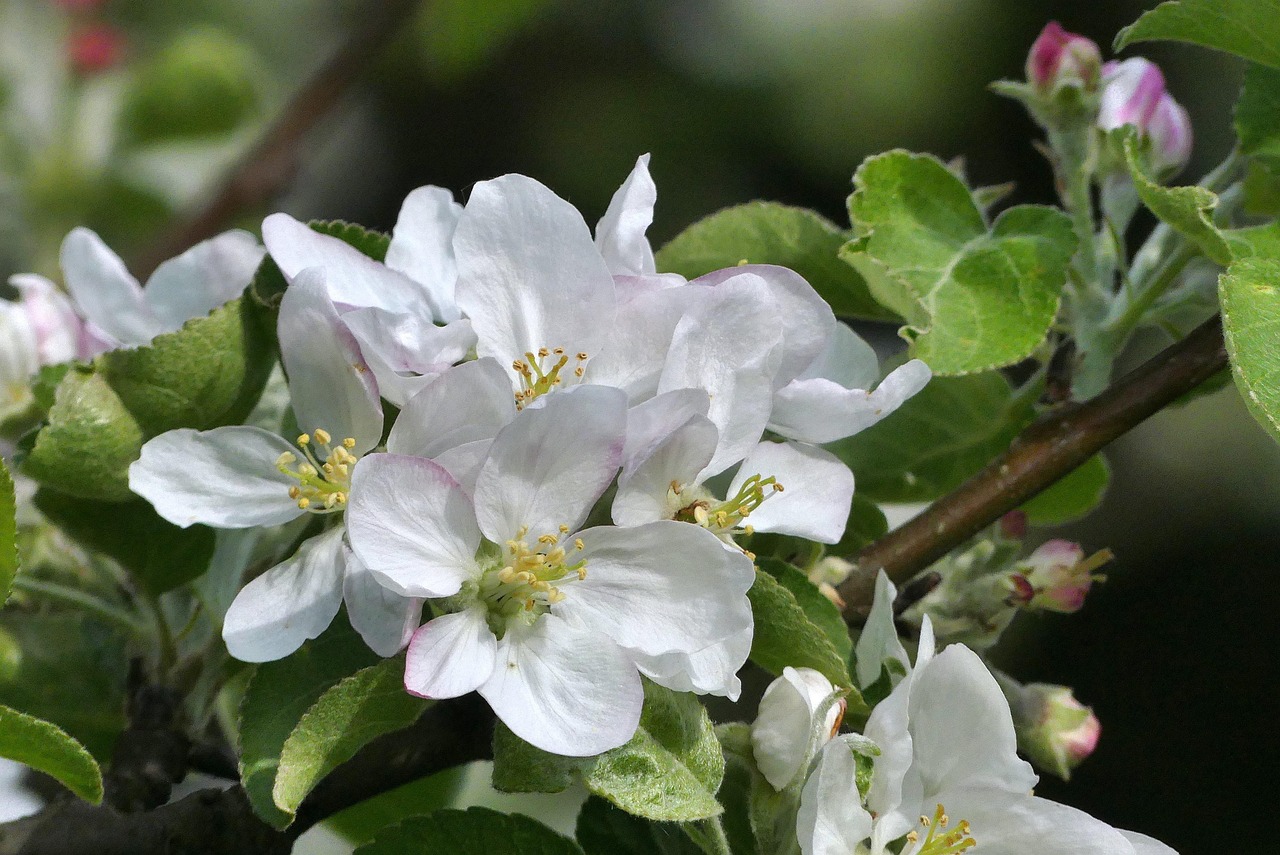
[840,316,1229,621]
[129,0,424,278]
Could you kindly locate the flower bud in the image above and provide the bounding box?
[751,667,845,791]
[67,24,126,76]
[1006,681,1101,780]
[1026,22,1102,95]
[998,509,1027,540]
[1009,539,1110,613]
[1098,58,1166,132]
[1146,92,1193,176]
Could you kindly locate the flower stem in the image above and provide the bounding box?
[10,576,145,635]
[682,817,733,855]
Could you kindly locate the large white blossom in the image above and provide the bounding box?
[346,385,755,756]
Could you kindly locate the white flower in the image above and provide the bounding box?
[346,386,755,756]
[129,271,419,661]
[853,570,910,691]
[798,618,1178,855]
[752,667,846,791]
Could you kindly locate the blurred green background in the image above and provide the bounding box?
[1,0,1273,851]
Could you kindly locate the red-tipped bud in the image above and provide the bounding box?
[1015,539,1110,614]
[1026,22,1102,95]
[1016,684,1101,780]
[68,24,126,76]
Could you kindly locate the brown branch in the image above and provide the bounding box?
[128,0,424,279]
[839,316,1229,621]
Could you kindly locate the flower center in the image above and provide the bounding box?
[905,804,975,855]
[512,347,589,409]
[478,525,587,633]
[275,428,359,512]
[670,472,784,536]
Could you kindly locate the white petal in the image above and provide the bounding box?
[770,359,931,445]
[387,358,515,458]
[453,174,616,372]
[143,229,264,332]
[854,570,909,690]
[404,605,497,699]
[612,415,717,526]
[222,526,347,662]
[434,439,493,495]
[346,454,482,598]
[262,213,429,314]
[798,323,880,388]
[10,274,88,364]
[753,666,839,791]
[797,740,874,855]
[595,153,657,276]
[585,284,695,401]
[1120,831,1178,855]
[129,426,301,528]
[862,667,917,824]
[621,387,711,476]
[727,441,854,543]
[385,185,464,321]
[473,385,626,543]
[479,614,643,757]
[341,307,475,407]
[278,270,383,453]
[919,790,1134,855]
[59,227,160,346]
[634,626,751,700]
[343,546,422,657]
[563,521,754,661]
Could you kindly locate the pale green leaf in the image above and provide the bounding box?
[1115,0,1280,69]
[0,703,103,803]
[1123,136,1232,265]
[747,568,851,688]
[655,201,895,320]
[1236,64,1280,169]
[1220,257,1280,442]
[354,807,583,855]
[1018,454,1110,525]
[273,657,428,821]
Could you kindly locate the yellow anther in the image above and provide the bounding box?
[538,533,559,545]
[297,497,311,509]
[343,437,356,449]
[774,483,785,492]
[537,347,550,357]
[299,464,318,478]
[576,352,588,361]
[921,816,932,827]
[574,366,585,377]
[276,451,297,467]
[743,525,755,536]
[559,524,570,533]
[313,428,332,445]
[574,538,585,551]
[288,486,301,499]
[670,480,683,495]
[297,433,310,446]
[907,832,920,844]
[553,347,565,355]
[576,567,587,580]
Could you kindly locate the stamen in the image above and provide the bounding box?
[512,346,591,409]
[277,426,361,516]
[912,804,975,855]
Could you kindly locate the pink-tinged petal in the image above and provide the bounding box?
[387,358,515,458]
[621,387,711,477]
[920,789,1134,855]
[613,415,717,526]
[143,229,264,332]
[9,274,86,365]
[343,546,422,657]
[479,614,643,757]
[633,626,751,700]
[341,308,475,407]
[59,227,160,346]
[564,521,754,660]
[770,359,930,445]
[659,272,782,476]
[129,426,301,529]
[798,741,874,855]
[1120,830,1178,855]
[385,185,464,322]
[473,385,626,543]
[278,270,383,454]
[262,213,430,315]
[586,284,697,401]
[595,153,657,276]
[1099,57,1166,131]
[693,264,834,387]
[453,174,617,374]
[222,526,347,662]
[729,441,853,543]
[405,606,497,699]
[347,454,482,598]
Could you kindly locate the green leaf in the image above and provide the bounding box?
[1220,257,1280,442]
[0,704,103,803]
[756,558,852,664]
[1237,64,1280,169]
[250,220,390,308]
[829,371,1035,503]
[1018,454,1110,525]
[20,368,143,501]
[1123,136,1232,266]
[492,720,589,794]
[747,567,850,688]
[0,460,16,602]
[576,796,704,855]
[326,768,468,845]
[34,492,215,594]
[239,616,380,828]
[844,151,1076,374]
[1115,0,1280,69]
[835,494,889,554]
[354,807,583,855]
[655,201,895,321]
[272,657,428,822]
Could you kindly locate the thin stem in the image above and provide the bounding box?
[1103,242,1197,339]
[10,576,145,635]
[683,818,734,855]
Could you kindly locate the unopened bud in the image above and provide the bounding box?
[751,667,844,791]
[67,24,126,76]
[1098,58,1166,132]
[1014,539,1110,613]
[998,510,1027,540]
[1146,92,1193,177]
[1008,681,1101,780]
[1026,22,1102,95]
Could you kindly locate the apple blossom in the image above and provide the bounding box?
[1026,22,1102,95]
[1008,539,1110,614]
[752,667,846,791]
[996,673,1101,781]
[1099,58,1166,133]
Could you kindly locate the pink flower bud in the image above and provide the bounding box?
[1026,22,1102,95]
[1098,57,1166,132]
[1015,539,1110,614]
[1147,92,1193,176]
[68,24,126,76]
[1015,683,1101,780]
[998,509,1027,540]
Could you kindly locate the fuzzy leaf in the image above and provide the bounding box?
[747,568,851,688]
[757,558,852,664]
[354,807,583,855]
[1220,257,1280,443]
[1018,454,1110,525]
[492,720,589,794]
[1124,136,1232,265]
[844,151,1075,374]
[0,704,103,803]
[576,796,704,855]
[1237,64,1280,168]
[272,657,428,821]
[655,201,895,320]
[1115,0,1280,69]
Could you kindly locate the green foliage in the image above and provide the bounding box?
[1116,0,1280,69]
[1019,455,1111,525]
[1123,137,1232,265]
[716,721,790,855]
[250,221,391,308]
[0,704,103,803]
[757,558,852,665]
[836,495,889,555]
[1236,64,1280,169]
[414,0,553,83]
[843,151,1076,374]
[272,657,428,822]
[492,720,587,794]
[576,796,704,855]
[1220,257,1280,442]
[326,769,468,845]
[654,201,895,320]
[830,371,1035,503]
[746,567,851,689]
[354,807,583,855]
[238,617,380,828]
[0,461,15,603]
